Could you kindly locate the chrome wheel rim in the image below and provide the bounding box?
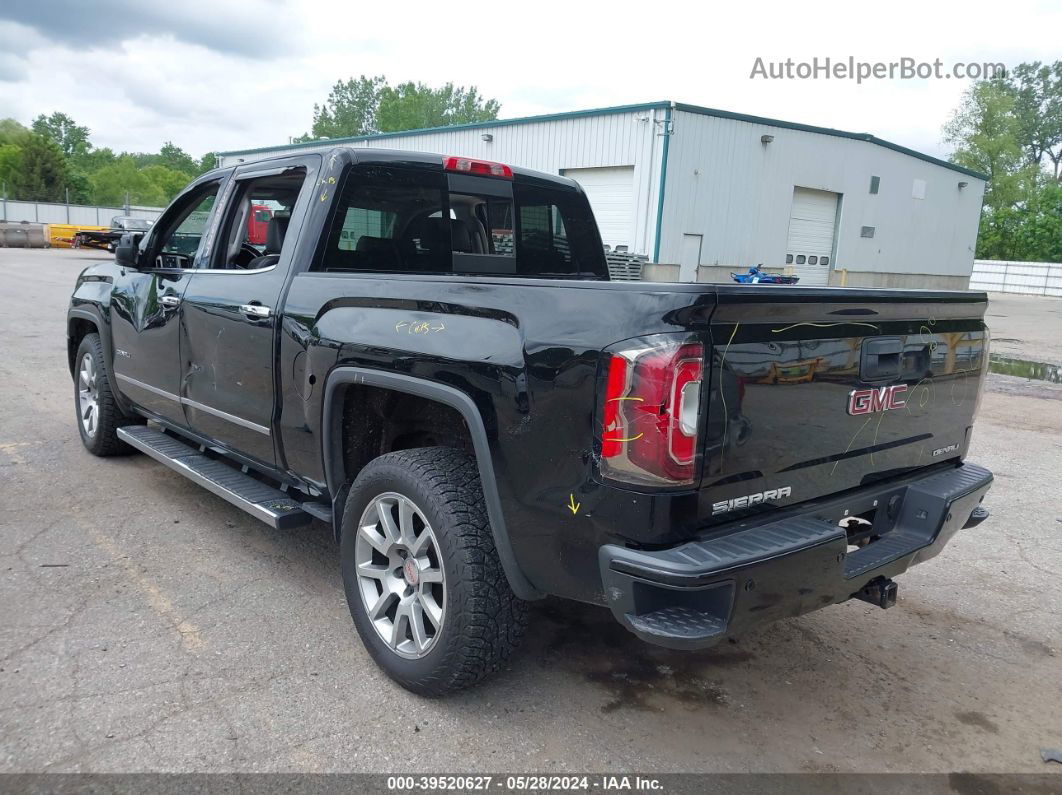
[355,492,446,659]
[78,352,99,438]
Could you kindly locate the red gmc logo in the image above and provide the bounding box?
[847,384,907,415]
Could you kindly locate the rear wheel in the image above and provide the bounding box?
[340,447,527,696]
[74,333,137,456]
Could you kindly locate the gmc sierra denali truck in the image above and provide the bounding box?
[67,148,993,695]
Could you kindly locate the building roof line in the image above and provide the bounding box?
[217,101,672,157]
[219,98,988,181]
[672,102,988,181]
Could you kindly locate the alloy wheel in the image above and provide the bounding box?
[354,492,446,659]
[78,352,99,438]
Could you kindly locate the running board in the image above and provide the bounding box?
[118,425,312,530]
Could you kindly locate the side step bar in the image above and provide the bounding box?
[118,425,312,530]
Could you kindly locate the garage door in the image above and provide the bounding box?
[561,166,635,251]
[785,187,839,286]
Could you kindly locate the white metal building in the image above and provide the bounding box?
[218,101,987,288]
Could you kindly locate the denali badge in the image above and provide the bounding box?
[847,384,907,416]
[712,486,792,515]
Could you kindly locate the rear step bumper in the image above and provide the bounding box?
[118,425,313,530]
[599,463,992,650]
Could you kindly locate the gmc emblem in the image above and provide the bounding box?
[848,384,907,415]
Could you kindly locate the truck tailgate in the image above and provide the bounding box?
[700,287,988,521]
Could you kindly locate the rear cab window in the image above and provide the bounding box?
[313,162,607,279]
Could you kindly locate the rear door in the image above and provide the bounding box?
[700,288,988,522]
[179,155,318,466]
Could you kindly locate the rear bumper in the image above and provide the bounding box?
[599,463,992,649]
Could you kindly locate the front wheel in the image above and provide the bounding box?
[340,447,527,696]
[74,333,137,456]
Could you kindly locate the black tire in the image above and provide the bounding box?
[73,333,138,456]
[340,447,527,696]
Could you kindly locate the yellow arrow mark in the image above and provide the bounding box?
[567,493,581,515]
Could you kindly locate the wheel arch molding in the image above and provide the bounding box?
[321,367,542,600]
[68,305,128,405]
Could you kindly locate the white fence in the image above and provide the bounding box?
[969,259,1062,297]
[0,199,164,227]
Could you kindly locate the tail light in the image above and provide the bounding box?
[599,334,704,486]
[442,156,513,179]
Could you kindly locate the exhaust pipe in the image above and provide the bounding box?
[853,577,898,609]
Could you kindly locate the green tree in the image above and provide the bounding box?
[8,133,70,201]
[376,81,500,132]
[1011,181,1062,261]
[945,62,1062,262]
[156,141,199,175]
[31,111,91,158]
[944,81,1037,212]
[89,156,161,206]
[197,152,217,174]
[302,74,386,140]
[0,144,21,192]
[1006,61,1062,179]
[298,76,501,140]
[141,164,192,203]
[0,118,31,146]
[71,145,117,174]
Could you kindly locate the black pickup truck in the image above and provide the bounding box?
[67,148,993,695]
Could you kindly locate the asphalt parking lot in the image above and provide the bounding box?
[1,248,1060,774]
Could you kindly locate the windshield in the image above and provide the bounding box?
[111,217,151,231]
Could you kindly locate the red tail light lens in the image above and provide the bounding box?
[442,156,513,179]
[601,355,629,458]
[600,335,704,486]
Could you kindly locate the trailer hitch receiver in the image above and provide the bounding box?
[853,577,898,609]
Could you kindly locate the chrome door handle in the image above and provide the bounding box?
[239,303,272,319]
[159,295,181,308]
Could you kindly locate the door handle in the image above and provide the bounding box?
[860,337,903,381]
[159,295,181,308]
[239,303,272,319]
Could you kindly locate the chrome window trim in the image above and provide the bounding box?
[148,263,279,276]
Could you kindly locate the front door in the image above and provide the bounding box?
[110,180,223,426]
[179,157,317,466]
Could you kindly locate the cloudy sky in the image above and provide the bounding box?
[1,0,1058,160]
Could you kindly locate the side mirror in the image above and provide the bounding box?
[115,232,144,269]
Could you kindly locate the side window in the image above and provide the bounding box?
[154,186,219,268]
[512,182,604,277]
[313,167,607,279]
[314,165,448,273]
[449,193,513,256]
[448,188,516,274]
[209,168,307,270]
[337,207,393,251]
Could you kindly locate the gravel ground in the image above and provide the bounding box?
[0,248,1059,774]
